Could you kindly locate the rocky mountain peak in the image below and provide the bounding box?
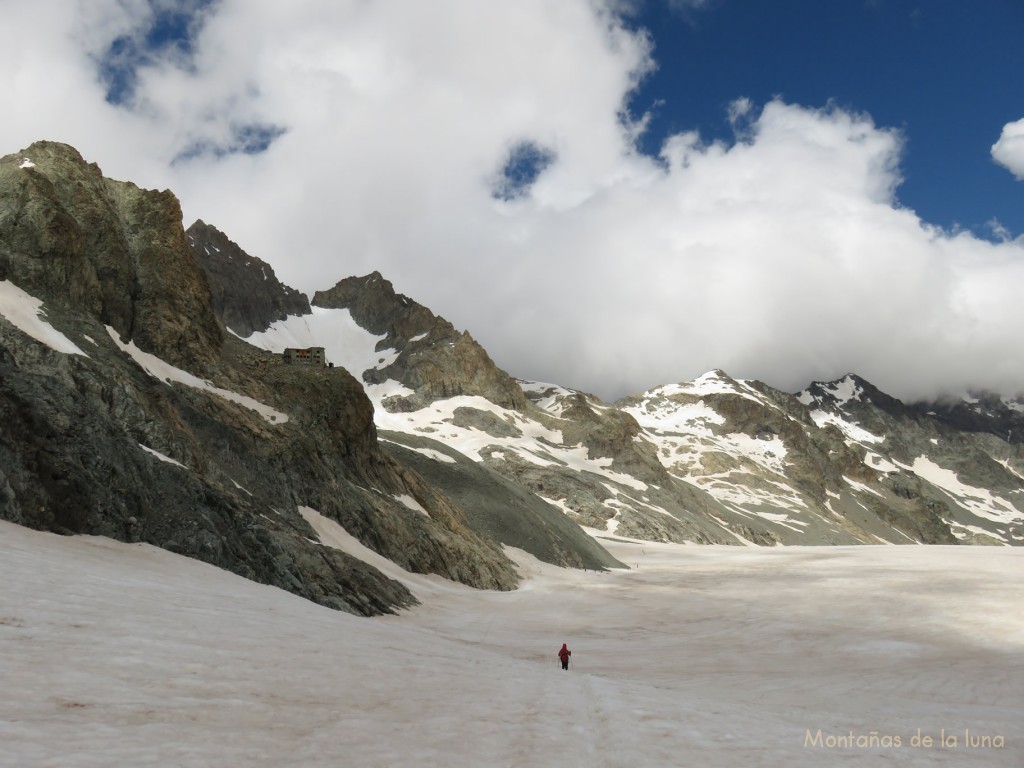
[799,373,907,417]
[10,140,97,178]
[312,271,438,339]
[911,390,1024,445]
[186,219,310,336]
[314,273,528,410]
[1,141,222,372]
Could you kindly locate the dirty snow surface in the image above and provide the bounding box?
[1,522,1021,767]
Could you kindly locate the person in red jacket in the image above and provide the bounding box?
[557,643,571,670]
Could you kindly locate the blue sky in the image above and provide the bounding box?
[625,0,1024,238]
[94,0,1024,239]
[2,0,1024,400]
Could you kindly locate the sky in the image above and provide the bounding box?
[3,518,1022,766]
[2,0,1024,401]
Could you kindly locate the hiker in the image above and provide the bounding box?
[557,643,571,670]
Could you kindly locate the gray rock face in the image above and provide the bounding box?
[186,219,310,336]
[314,273,528,410]
[799,375,1023,545]
[0,142,521,615]
[379,431,622,570]
[911,390,1024,445]
[0,320,419,615]
[0,141,224,373]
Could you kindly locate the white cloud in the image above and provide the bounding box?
[992,117,1024,180]
[986,218,1013,243]
[2,0,1024,403]
[665,0,715,16]
[726,96,753,127]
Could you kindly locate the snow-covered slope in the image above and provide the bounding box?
[244,307,1024,547]
[0,280,87,356]
[3,520,1021,766]
[800,375,1024,545]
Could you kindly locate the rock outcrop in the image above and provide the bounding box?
[186,219,310,336]
[314,273,529,410]
[911,390,1024,445]
[0,142,521,615]
[0,141,222,373]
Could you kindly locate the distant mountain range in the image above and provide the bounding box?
[2,142,1022,614]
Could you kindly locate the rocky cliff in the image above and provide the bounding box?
[0,142,521,615]
[186,219,310,336]
[0,141,222,373]
[314,273,529,410]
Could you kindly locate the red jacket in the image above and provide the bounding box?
[558,644,571,661]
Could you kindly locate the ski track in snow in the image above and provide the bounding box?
[1,520,1022,767]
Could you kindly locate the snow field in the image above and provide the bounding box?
[2,520,1022,767]
[0,280,87,356]
[106,327,289,424]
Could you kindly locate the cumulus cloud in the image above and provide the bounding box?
[2,0,1023,402]
[992,117,1024,180]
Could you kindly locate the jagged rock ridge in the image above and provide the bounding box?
[314,273,529,410]
[0,141,222,373]
[227,266,1024,548]
[0,141,525,616]
[186,219,310,336]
